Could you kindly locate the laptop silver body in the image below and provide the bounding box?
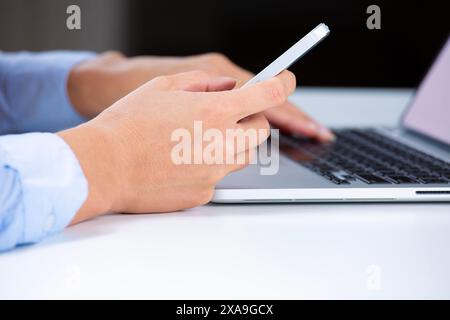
[214,38,450,203]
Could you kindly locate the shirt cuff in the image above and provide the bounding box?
[0,132,88,246]
[0,51,96,133]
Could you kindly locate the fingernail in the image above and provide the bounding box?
[218,76,237,82]
[319,126,336,141]
[216,76,237,85]
[305,122,319,133]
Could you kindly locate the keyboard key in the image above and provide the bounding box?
[386,176,418,184]
[280,129,450,186]
[322,174,350,184]
[419,177,449,184]
[355,174,392,184]
[376,170,399,175]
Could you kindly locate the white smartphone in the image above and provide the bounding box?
[243,23,330,87]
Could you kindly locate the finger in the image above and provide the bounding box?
[264,102,319,136]
[225,147,257,173]
[194,53,254,86]
[149,70,237,92]
[224,70,296,120]
[217,62,253,88]
[234,113,271,151]
[264,102,335,142]
[206,77,237,92]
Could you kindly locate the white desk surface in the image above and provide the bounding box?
[2,88,450,300]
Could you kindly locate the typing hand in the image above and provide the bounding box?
[68,52,334,142]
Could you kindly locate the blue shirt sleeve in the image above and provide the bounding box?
[0,132,88,252]
[0,51,95,134]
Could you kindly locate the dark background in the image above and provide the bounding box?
[128,0,449,87]
[1,0,449,87]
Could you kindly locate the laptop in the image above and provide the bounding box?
[213,37,450,203]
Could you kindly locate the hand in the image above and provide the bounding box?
[59,70,296,224]
[68,52,334,141]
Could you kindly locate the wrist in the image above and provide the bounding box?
[67,52,128,119]
[68,62,101,119]
[58,124,123,223]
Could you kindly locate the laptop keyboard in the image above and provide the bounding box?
[280,129,450,185]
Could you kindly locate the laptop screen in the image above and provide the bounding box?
[402,37,450,146]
